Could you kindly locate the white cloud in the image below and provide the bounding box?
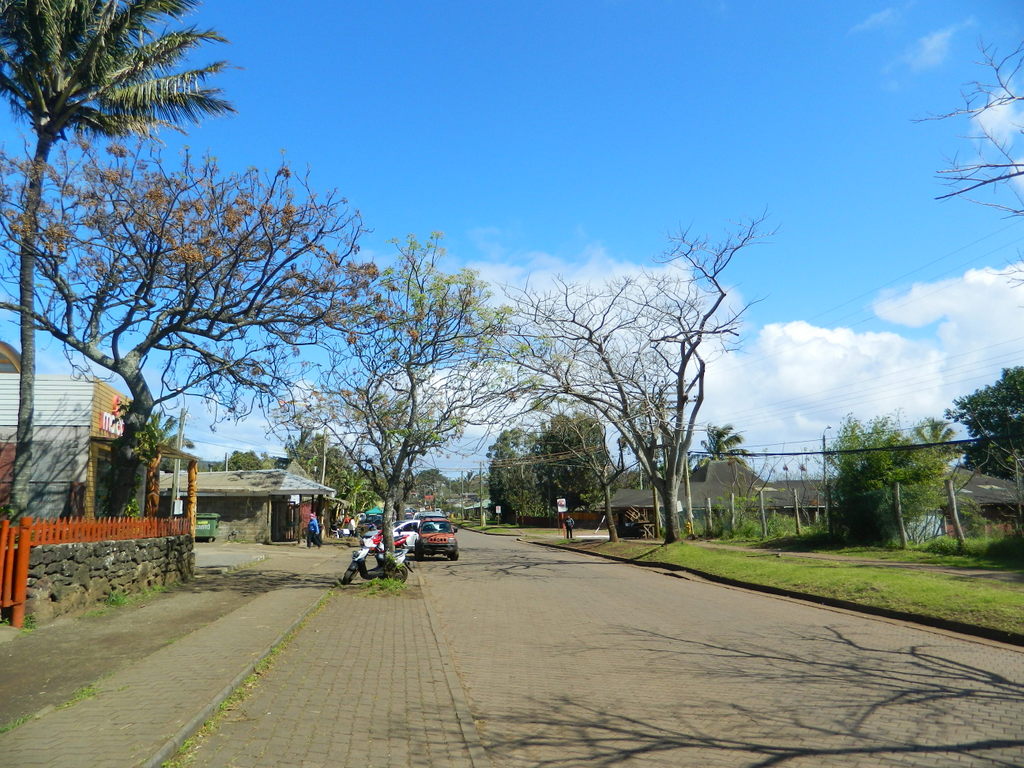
[851,8,899,34]
[904,20,973,72]
[698,265,1024,454]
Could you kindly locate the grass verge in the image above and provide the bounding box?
[563,539,1024,639]
[740,535,1024,572]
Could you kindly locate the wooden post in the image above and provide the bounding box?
[758,490,767,539]
[729,493,736,532]
[144,450,161,517]
[705,497,713,536]
[793,488,802,536]
[187,459,198,539]
[892,481,908,549]
[945,478,966,550]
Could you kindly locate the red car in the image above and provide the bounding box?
[414,517,459,561]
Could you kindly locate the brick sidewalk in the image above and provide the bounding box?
[183,580,487,768]
[0,546,343,768]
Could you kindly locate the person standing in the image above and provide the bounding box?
[307,513,323,548]
[565,515,576,539]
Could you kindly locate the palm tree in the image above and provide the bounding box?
[0,0,232,513]
[698,423,750,467]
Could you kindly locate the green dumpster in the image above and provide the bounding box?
[195,512,221,542]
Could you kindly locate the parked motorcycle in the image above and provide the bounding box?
[339,530,415,585]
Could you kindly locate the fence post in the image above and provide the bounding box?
[892,481,908,549]
[705,498,713,537]
[944,478,966,551]
[793,488,802,536]
[729,493,736,531]
[758,490,767,539]
[10,517,33,629]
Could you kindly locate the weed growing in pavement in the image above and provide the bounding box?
[0,714,31,734]
[84,585,170,618]
[57,684,98,709]
[360,577,407,597]
[20,614,36,631]
[106,590,130,607]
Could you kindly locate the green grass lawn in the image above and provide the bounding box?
[566,539,1024,638]
[728,534,1024,572]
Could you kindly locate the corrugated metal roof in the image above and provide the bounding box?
[159,469,335,497]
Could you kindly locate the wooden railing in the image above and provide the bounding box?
[0,516,191,628]
[29,515,190,545]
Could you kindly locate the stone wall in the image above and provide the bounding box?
[158,496,272,542]
[25,535,194,623]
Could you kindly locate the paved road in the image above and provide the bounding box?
[179,531,1024,768]
[425,532,1024,767]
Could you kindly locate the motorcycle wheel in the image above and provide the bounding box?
[357,559,370,579]
[339,565,357,586]
[393,565,409,583]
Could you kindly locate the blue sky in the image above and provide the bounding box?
[4,0,1024,470]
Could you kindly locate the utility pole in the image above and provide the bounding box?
[478,461,485,526]
[169,409,188,518]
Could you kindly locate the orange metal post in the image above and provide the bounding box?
[10,517,33,628]
[1,519,12,610]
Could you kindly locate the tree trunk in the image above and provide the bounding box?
[11,135,55,516]
[603,483,619,543]
[660,472,682,544]
[105,405,150,517]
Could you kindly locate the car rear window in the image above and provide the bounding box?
[420,520,452,533]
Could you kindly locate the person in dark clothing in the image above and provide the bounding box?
[565,516,575,539]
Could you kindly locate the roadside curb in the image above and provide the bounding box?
[528,539,1024,648]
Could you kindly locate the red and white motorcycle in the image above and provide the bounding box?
[339,529,415,585]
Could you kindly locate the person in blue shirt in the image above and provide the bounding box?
[306,512,323,548]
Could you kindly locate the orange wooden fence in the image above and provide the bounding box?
[0,516,191,628]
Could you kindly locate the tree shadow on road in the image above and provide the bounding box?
[475,625,1024,767]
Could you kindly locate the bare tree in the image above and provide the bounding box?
[506,218,769,543]
[0,141,366,515]
[297,234,520,554]
[933,42,1024,215]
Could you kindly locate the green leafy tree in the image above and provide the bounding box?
[536,409,628,542]
[303,233,521,552]
[488,428,545,522]
[831,414,949,543]
[946,367,1024,480]
[412,469,449,509]
[0,0,232,514]
[226,450,273,472]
